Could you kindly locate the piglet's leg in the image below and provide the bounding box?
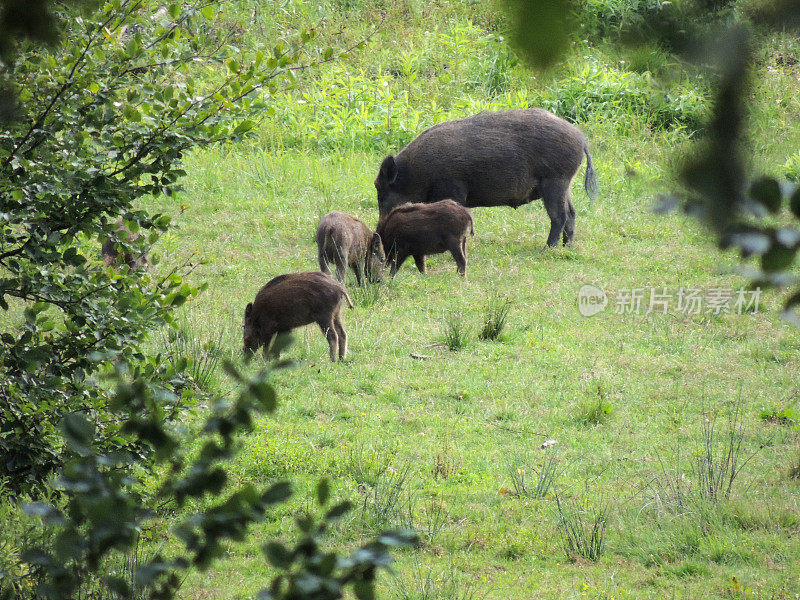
[447,237,467,277]
[319,320,339,362]
[333,312,347,361]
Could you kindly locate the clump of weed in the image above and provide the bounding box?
[576,384,613,426]
[554,494,608,562]
[389,559,478,600]
[158,316,224,393]
[782,150,800,182]
[505,448,559,498]
[350,277,392,309]
[790,442,800,480]
[357,462,413,532]
[432,446,461,481]
[540,60,708,133]
[344,441,395,487]
[441,313,469,351]
[759,400,799,427]
[478,296,511,341]
[696,400,757,503]
[649,398,762,511]
[402,494,450,542]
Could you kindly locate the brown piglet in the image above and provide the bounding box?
[376,199,474,277]
[243,272,354,362]
[316,211,385,284]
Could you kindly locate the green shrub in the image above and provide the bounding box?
[540,61,709,132]
[576,0,663,40]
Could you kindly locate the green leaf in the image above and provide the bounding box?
[123,105,142,122]
[790,186,800,219]
[262,481,292,504]
[749,177,782,213]
[201,5,215,20]
[325,501,352,520]
[263,542,292,569]
[316,479,330,506]
[233,120,255,135]
[354,580,375,600]
[61,413,95,456]
[23,503,66,526]
[761,244,797,272]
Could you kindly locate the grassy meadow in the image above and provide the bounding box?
[141,1,800,598]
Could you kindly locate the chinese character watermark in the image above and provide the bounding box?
[577,286,761,317]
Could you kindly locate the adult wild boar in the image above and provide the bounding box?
[316,211,385,285]
[376,199,473,277]
[374,108,597,248]
[243,272,353,362]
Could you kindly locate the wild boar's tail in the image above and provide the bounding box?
[583,144,598,200]
[343,289,354,309]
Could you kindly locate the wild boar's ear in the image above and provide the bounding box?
[379,155,398,186]
[244,302,253,320]
[370,232,382,249]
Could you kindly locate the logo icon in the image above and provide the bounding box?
[578,285,608,317]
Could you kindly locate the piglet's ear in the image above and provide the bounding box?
[370,232,383,249]
[379,155,398,186]
[244,302,253,319]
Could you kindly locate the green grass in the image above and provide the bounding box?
[131,2,800,599]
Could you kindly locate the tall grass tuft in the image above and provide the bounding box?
[389,559,479,600]
[506,448,559,498]
[648,398,762,513]
[554,494,607,562]
[357,462,413,532]
[441,313,469,351]
[695,399,757,503]
[350,277,392,309]
[158,316,224,393]
[576,384,613,426]
[478,296,511,341]
[790,442,800,480]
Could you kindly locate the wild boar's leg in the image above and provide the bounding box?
[318,247,331,276]
[391,249,411,276]
[333,311,347,361]
[541,178,571,248]
[562,199,577,246]
[413,254,426,274]
[334,249,347,283]
[447,237,467,276]
[354,262,364,286]
[319,320,339,362]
